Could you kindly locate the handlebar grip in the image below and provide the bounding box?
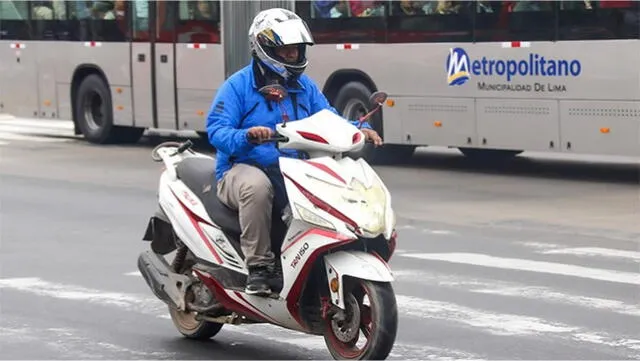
[248,133,289,143]
[268,135,289,142]
[176,140,193,153]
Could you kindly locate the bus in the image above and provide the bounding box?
[0,1,638,163]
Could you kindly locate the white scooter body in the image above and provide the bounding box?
[138,88,398,358]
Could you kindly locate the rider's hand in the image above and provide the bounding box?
[361,128,383,147]
[246,126,274,144]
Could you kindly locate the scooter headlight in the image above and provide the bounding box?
[303,175,388,236]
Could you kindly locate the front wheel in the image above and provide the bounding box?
[323,280,398,360]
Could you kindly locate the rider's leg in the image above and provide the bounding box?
[217,163,275,296]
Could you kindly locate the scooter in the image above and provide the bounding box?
[137,85,399,360]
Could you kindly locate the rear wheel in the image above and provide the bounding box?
[168,305,223,340]
[168,249,223,340]
[323,280,398,360]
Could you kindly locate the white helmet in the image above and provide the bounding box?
[248,8,314,80]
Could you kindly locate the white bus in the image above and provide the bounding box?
[1,0,638,163]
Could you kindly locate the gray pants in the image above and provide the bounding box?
[216,163,275,268]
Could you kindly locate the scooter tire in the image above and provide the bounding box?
[168,306,224,340]
[323,280,398,360]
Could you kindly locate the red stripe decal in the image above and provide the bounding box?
[234,291,279,324]
[305,160,346,184]
[285,229,354,330]
[170,188,222,264]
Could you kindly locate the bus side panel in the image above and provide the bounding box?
[476,99,560,152]
[0,43,6,115]
[376,96,404,144]
[175,44,225,132]
[37,42,59,119]
[54,43,75,122]
[398,97,476,147]
[0,41,39,118]
[559,100,640,157]
[131,42,153,128]
[56,43,133,127]
[154,43,176,130]
[56,83,72,121]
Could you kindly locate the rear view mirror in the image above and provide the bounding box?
[369,91,388,107]
[259,84,288,102]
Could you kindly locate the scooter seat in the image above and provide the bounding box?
[174,157,241,239]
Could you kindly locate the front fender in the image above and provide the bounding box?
[323,250,394,309]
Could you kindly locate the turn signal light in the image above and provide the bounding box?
[434,121,442,127]
[330,277,339,293]
[386,99,395,107]
[600,127,610,134]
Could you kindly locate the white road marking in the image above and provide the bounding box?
[131,267,640,317]
[392,269,640,317]
[0,325,176,359]
[395,224,455,235]
[400,253,640,285]
[0,118,74,130]
[518,241,559,250]
[398,295,640,354]
[0,118,77,146]
[0,277,481,360]
[540,247,640,262]
[0,132,73,142]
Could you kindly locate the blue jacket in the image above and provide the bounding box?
[206,60,372,182]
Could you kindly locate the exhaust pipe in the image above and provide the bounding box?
[137,250,192,311]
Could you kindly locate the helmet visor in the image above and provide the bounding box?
[257,19,314,48]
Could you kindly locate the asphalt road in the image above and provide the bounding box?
[1,118,639,360]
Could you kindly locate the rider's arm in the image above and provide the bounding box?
[307,80,373,130]
[205,80,254,156]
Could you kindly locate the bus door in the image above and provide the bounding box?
[130,0,177,130]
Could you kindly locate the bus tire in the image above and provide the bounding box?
[334,81,415,164]
[75,74,143,144]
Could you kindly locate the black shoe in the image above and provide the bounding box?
[267,261,283,294]
[245,266,271,296]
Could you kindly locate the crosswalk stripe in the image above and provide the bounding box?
[398,293,640,354]
[0,132,73,142]
[0,125,75,137]
[392,269,640,317]
[539,247,640,262]
[399,252,640,285]
[0,118,74,130]
[0,277,482,359]
[0,324,177,359]
[0,117,77,146]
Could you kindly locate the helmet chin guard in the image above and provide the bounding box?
[249,8,314,80]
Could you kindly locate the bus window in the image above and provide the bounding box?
[29,1,69,40]
[0,0,32,40]
[296,0,387,43]
[558,0,639,40]
[474,1,557,42]
[131,0,149,41]
[386,1,473,43]
[176,0,220,44]
[58,0,129,42]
